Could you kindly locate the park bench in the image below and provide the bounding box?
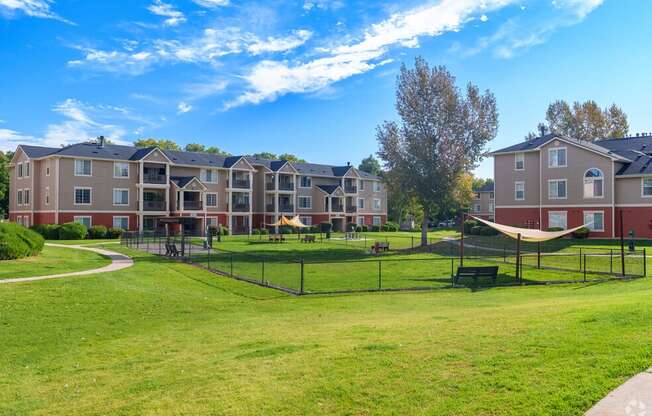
[165,243,180,257]
[454,266,498,285]
[302,235,316,243]
[377,242,389,251]
[269,234,285,243]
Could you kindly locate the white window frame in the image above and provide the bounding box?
[514,152,525,171]
[356,216,364,226]
[358,179,365,191]
[298,196,312,209]
[372,216,381,226]
[17,189,23,205]
[74,216,92,229]
[373,181,381,192]
[74,187,92,206]
[514,181,525,201]
[299,176,312,188]
[24,161,30,178]
[583,168,604,199]
[583,211,605,232]
[641,178,652,198]
[358,198,365,209]
[74,159,92,177]
[202,169,218,184]
[112,188,129,206]
[112,216,129,230]
[206,217,218,227]
[548,211,567,229]
[548,147,567,168]
[373,198,381,210]
[299,216,312,226]
[489,202,494,213]
[23,189,30,205]
[205,193,218,207]
[548,179,567,200]
[17,163,23,178]
[113,162,130,179]
[45,186,50,206]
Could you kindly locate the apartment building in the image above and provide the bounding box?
[472,182,494,220]
[492,132,652,238]
[9,138,387,234]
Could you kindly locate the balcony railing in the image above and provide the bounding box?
[265,203,275,212]
[279,204,294,213]
[279,182,294,191]
[331,204,344,212]
[230,179,251,189]
[144,200,166,211]
[232,203,250,212]
[346,205,357,213]
[182,200,202,210]
[265,182,275,191]
[344,185,357,194]
[143,174,167,184]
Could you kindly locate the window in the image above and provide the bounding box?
[299,216,312,226]
[113,189,129,206]
[358,179,365,191]
[489,203,494,213]
[23,162,30,178]
[74,216,92,229]
[74,159,92,176]
[515,153,525,170]
[17,163,23,178]
[17,190,23,205]
[74,187,92,205]
[548,211,567,229]
[45,187,50,205]
[358,198,365,209]
[202,169,218,183]
[206,217,218,227]
[548,147,567,168]
[583,211,604,232]
[583,168,603,198]
[515,182,525,200]
[113,216,129,230]
[46,160,50,176]
[474,204,481,213]
[548,179,567,199]
[23,189,30,205]
[300,176,312,188]
[373,198,381,210]
[356,216,364,226]
[642,178,652,197]
[373,181,381,192]
[206,193,218,207]
[114,162,129,178]
[489,192,494,199]
[372,216,381,226]
[298,196,312,209]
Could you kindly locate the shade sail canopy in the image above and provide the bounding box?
[288,216,309,228]
[471,216,586,242]
[266,215,294,227]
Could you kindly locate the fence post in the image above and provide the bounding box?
[300,259,305,294]
[579,248,582,272]
[610,249,613,274]
[411,236,414,250]
[230,253,234,276]
[378,261,382,290]
[261,258,265,284]
[450,257,454,279]
[583,254,587,282]
[644,248,647,277]
[207,246,211,269]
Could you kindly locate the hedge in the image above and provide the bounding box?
[0,222,44,260]
[58,222,88,240]
[382,221,399,232]
[572,226,590,239]
[106,227,124,239]
[88,225,108,239]
[319,222,332,233]
[30,224,61,240]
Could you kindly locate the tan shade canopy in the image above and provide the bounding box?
[266,215,309,228]
[288,216,309,228]
[471,216,587,242]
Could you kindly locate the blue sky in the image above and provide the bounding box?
[1,0,651,178]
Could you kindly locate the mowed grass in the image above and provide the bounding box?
[2,246,652,415]
[0,245,112,279]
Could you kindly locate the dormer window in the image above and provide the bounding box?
[515,153,525,170]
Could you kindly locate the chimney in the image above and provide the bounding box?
[97,135,105,148]
[539,125,546,137]
[347,161,351,166]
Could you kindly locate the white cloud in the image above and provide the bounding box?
[480,14,489,22]
[177,101,192,114]
[147,0,186,27]
[0,0,73,24]
[0,128,39,152]
[247,30,312,55]
[192,0,229,8]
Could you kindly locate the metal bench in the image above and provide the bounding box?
[269,234,285,243]
[165,243,180,257]
[302,235,316,243]
[454,266,498,285]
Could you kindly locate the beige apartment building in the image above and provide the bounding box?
[9,138,387,234]
[491,133,652,238]
[472,182,494,220]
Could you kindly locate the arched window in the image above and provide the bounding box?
[584,168,604,198]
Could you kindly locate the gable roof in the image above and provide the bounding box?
[18,145,59,159]
[316,184,342,195]
[491,134,629,162]
[169,176,207,190]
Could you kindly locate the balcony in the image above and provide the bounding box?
[231,202,250,212]
[230,179,251,189]
[279,182,294,191]
[344,185,357,194]
[143,200,166,211]
[183,200,202,210]
[346,205,357,213]
[265,182,275,191]
[279,204,294,213]
[265,203,276,212]
[332,204,344,213]
[143,164,167,184]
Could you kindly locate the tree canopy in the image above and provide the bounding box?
[377,57,498,244]
[526,100,629,141]
[358,155,382,176]
[0,151,11,218]
[251,152,278,160]
[278,153,306,163]
[133,138,181,150]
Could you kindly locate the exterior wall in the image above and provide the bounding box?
[10,149,33,216]
[616,207,652,238]
[494,152,540,207]
[252,168,266,212]
[494,207,540,228]
[58,212,139,230]
[472,191,494,218]
[541,206,613,238]
[357,179,387,215]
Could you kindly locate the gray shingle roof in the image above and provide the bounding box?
[316,184,341,194]
[170,176,198,188]
[596,136,652,176]
[16,141,383,179]
[475,182,494,192]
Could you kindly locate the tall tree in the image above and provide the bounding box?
[184,143,206,152]
[358,154,382,176]
[527,99,629,141]
[278,153,306,163]
[251,152,278,160]
[377,57,498,245]
[205,146,231,156]
[133,138,180,150]
[0,151,10,218]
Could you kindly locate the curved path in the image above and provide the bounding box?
[0,243,133,284]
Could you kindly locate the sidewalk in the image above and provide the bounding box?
[586,368,652,415]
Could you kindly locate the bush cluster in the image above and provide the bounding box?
[546,227,564,232]
[0,222,44,260]
[464,219,498,236]
[572,226,590,239]
[30,222,125,240]
[381,221,399,232]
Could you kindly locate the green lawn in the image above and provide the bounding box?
[0,245,112,279]
[1,245,652,415]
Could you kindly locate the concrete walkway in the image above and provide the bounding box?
[586,368,652,415]
[0,243,133,284]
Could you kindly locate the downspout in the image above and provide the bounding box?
[612,160,616,238]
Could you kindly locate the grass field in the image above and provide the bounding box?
[0,245,112,279]
[2,244,652,415]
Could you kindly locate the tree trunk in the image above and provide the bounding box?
[421,207,429,246]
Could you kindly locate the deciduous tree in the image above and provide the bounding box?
[358,155,382,176]
[133,138,180,150]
